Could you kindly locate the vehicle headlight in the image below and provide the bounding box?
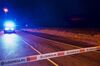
[5,28,9,30]
[11,28,14,30]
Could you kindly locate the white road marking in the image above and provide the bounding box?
[22,39,59,66]
[24,33,100,53]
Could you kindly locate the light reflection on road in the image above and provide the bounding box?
[1,34,21,57]
[1,34,20,49]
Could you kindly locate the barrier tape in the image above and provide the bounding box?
[0,46,100,66]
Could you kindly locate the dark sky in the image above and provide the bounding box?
[0,0,100,28]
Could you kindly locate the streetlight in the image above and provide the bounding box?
[3,8,9,18]
[3,8,9,13]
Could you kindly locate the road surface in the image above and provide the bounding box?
[0,31,100,66]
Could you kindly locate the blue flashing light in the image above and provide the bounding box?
[4,21,15,28]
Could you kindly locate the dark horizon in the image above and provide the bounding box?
[0,0,100,28]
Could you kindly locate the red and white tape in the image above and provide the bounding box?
[0,46,100,66]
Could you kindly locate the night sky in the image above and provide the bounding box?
[0,0,100,28]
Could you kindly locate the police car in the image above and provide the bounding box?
[4,21,16,34]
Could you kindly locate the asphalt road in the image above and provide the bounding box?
[0,31,100,66]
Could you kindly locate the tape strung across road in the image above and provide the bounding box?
[0,46,100,66]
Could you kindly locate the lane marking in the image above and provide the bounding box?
[19,31,100,54]
[0,42,100,66]
[20,32,80,48]
[25,33,100,53]
[4,51,14,59]
[22,40,59,66]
